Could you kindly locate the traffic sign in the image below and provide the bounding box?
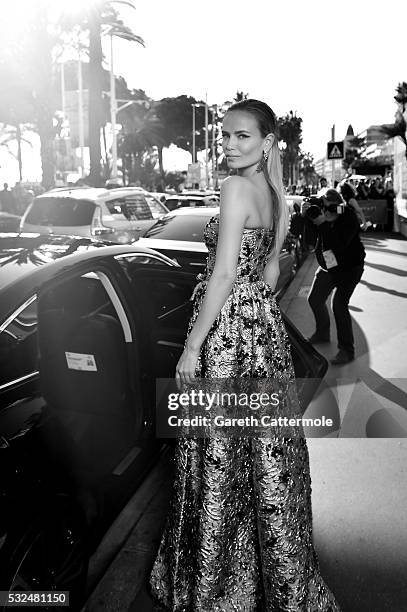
[327,141,344,160]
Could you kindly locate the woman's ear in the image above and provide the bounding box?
[265,133,275,152]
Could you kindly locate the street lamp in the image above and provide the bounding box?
[108,33,147,180]
[77,50,85,178]
[192,102,205,165]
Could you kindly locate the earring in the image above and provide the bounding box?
[256,149,269,173]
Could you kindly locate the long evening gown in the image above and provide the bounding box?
[149,215,341,611]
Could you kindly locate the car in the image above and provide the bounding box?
[19,187,169,244]
[0,212,21,233]
[0,232,327,606]
[165,194,220,211]
[138,207,298,298]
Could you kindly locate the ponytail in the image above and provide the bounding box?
[263,141,289,258]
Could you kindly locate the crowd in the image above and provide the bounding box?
[287,174,394,201]
[0,182,41,216]
[288,174,396,232]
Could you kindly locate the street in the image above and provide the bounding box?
[83,232,407,612]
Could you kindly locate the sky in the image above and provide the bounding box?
[1,0,406,183]
[113,0,405,159]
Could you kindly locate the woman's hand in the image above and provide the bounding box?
[175,345,200,387]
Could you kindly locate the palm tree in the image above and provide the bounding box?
[80,1,144,186]
[278,111,303,185]
[378,82,407,161]
[118,104,166,185]
[58,2,144,186]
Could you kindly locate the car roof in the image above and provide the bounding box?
[35,187,161,204]
[37,187,109,201]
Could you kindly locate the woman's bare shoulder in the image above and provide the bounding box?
[220,176,257,203]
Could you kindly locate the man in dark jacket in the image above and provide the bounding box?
[306,189,365,365]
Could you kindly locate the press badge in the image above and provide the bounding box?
[322,249,338,269]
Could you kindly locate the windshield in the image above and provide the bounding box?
[143,214,210,242]
[25,197,96,227]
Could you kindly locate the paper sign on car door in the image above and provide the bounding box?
[65,351,97,371]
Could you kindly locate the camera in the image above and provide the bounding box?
[303,196,344,220]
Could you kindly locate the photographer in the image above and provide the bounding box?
[304,189,365,365]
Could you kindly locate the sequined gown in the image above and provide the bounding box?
[149,215,340,611]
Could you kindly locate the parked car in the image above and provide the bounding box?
[19,187,169,244]
[138,207,298,298]
[0,232,327,607]
[165,194,220,211]
[0,212,21,233]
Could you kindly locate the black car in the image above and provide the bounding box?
[138,207,298,298]
[0,233,327,608]
[164,194,220,211]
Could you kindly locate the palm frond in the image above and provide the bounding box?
[109,0,138,9]
[106,23,145,45]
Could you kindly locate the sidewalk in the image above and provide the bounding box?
[84,234,407,611]
[280,233,407,611]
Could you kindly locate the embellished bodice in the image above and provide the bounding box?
[201,214,275,283]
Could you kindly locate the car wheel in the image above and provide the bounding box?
[1,498,88,611]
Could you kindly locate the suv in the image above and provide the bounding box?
[20,187,169,244]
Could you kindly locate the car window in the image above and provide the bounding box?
[115,253,174,268]
[0,297,38,386]
[105,195,153,221]
[128,271,193,336]
[0,273,126,389]
[144,195,167,218]
[164,198,182,211]
[143,215,209,242]
[25,197,96,226]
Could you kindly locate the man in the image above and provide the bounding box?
[316,176,328,197]
[305,189,365,365]
[0,183,15,213]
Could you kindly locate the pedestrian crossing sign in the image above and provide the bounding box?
[327,141,344,159]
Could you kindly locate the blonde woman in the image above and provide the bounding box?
[149,100,340,611]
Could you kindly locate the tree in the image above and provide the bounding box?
[378,82,407,161]
[117,100,167,187]
[342,136,364,172]
[154,96,206,182]
[0,125,34,182]
[0,4,60,188]
[233,90,249,102]
[59,1,144,186]
[278,111,303,185]
[299,151,317,188]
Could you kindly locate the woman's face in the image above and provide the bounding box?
[222,110,273,176]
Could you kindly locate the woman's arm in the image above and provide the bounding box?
[176,176,251,382]
[263,257,280,291]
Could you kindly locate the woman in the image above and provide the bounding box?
[149,99,340,611]
[339,181,367,229]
